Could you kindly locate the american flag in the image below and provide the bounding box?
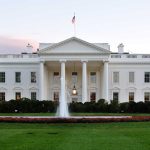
[72,15,75,24]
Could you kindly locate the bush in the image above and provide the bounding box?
[120,102,129,113]
[108,99,119,113]
[95,99,108,112]
[145,101,150,113]
[136,102,146,113]
[69,102,84,112]
[0,99,57,113]
[0,98,150,113]
[128,101,137,113]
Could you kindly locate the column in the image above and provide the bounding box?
[82,60,88,103]
[40,61,44,100]
[60,60,66,104]
[103,61,109,100]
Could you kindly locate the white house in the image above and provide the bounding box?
[0,37,150,103]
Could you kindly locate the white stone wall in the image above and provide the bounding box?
[0,59,150,102]
[0,63,39,101]
[108,63,150,102]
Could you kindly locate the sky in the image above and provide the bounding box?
[0,0,150,54]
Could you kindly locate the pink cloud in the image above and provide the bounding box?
[0,36,39,54]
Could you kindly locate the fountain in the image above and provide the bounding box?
[56,77,69,117]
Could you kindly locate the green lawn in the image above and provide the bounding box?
[0,122,150,150]
[0,112,150,116]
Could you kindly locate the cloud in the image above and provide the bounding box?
[0,36,39,54]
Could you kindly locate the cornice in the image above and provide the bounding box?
[39,52,110,56]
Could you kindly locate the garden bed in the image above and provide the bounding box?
[0,116,150,123]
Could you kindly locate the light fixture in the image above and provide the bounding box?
[72,85,77,95]
[72,62,77,95]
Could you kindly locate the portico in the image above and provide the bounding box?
[39,60,109,102]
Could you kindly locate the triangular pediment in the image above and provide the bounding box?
[39,37,111,54]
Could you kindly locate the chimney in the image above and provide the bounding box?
[26,43,33,53]
[118,43,124,54]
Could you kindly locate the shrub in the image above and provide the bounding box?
[1,98,150,113]
[120,102,129,113]
[108,99,119,113]
[136,101,146,113]
[69,102,84,112]
[0,99,57,113]
[145,101,150,113]
[95,99,108,112]
[128,101,137,113]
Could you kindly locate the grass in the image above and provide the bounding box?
[0,122,150,150]
[0,112,150,116]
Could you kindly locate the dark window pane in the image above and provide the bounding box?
[0,72,5,82]
[90,92,96,102]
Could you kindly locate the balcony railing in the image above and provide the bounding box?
[111,54,150,59]
[0,53,38,58]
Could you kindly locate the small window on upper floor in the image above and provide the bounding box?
[31,72,36,83]
[53,72,60,84]
[113,72,119,83]
[129,72,134,83]
[145,72,150,83]
[90,72,96,83]
[15,72,21,83]
[0,72,5,83]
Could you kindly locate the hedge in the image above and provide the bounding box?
[0,98,150,113]
[0,98,58,113]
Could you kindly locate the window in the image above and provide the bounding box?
[90,72,96,83]
[53,72,60,84]
[0,72,5,82]
[16,92,21,100]
[72,72,77,83]
[31,72,36,83]
[129,92,134,101]
[15,72,21,83]
[113,92,119,101]
[54,92,59,101]
[144,92,150,102]
[31,92,36,100]
[0,92,5,101]
[129,72,134,83]
[90,92,96,102]
[113,72,119,83]
[145,72,150,83]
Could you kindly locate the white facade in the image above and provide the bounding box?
[0,37,150,103]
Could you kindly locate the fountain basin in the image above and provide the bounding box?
[0,116,149,123]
